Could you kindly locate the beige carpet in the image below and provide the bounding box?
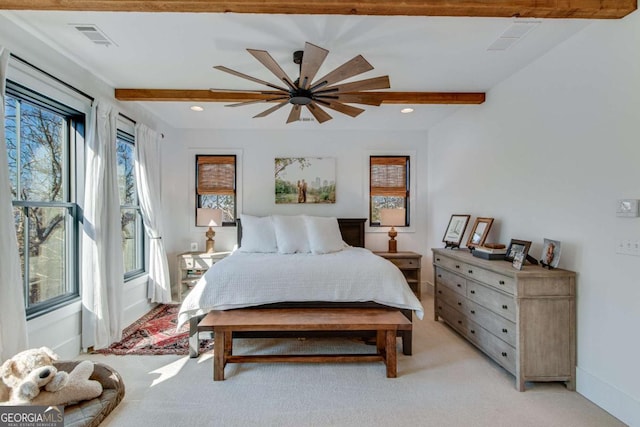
[83,295,625,427]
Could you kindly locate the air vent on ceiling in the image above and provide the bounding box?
[70,24,117,47]
[299,117,316,122]
[488,21,540,51]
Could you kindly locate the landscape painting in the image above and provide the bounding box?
[275,157,336,204]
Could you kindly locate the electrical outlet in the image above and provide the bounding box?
[190,242,198,251]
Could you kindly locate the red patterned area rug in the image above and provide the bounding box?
[92,304,212,356]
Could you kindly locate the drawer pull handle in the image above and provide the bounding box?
[438,274,442,278]
[470,329,475,334]
[502,328,508,333]
[438,306,442,310]
[455,264,460,269]
[457,302,462,306]
[436,258,440,261]
[468,270,473,274]
[470,310,475,314]
[456,283,462,288]
[502,305,508,310]
[499,280,505,285]
[501,352,507,358]
[438,290,442,294]
[457,320,462,324]
[470,290,476,294]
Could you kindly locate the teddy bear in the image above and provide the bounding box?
[0,347,69,402]
[0,347,103,406]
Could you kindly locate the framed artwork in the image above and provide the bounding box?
[442,214,470,248]
[540,238,561,269]
[505,239,532,262]
[274,157,336,204]
[466,217,494,248]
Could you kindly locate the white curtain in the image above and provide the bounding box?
[134,123,171,303]
[0,47,28,362]
[81,100,124,350]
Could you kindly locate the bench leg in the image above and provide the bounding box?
[189,317,200,358]
[214,330,226,381]
[386,329,397,378]
[401,330,412,356]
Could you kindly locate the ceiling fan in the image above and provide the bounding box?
[213,42,391,124]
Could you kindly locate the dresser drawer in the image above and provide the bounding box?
[180,255,216,269]
[435,267,466,297]
[466,299,516,346]
[433,254,465,274]
[467,321,516,375]
[436,301,470,335]
[436,285,468,313]
[464,265,515,295]
[467,281,516,322]
[387,257,420,269]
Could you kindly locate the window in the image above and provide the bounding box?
[116,130,145,278]
[196,155,236,225]
[370,156,410,226]
[5,82,83,317]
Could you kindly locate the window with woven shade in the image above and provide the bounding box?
[370,156,409,226]
[196,155,236,225]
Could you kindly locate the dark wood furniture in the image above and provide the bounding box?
[374,251,422,299]
[198,308,411,380]
[188,217,414,358]
[433,248,576,391]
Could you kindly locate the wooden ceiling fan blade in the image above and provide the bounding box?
[287,105,302,123]
[316,93,383,106]
[306,102,332,123]
[253,101,290,118]
[247,49,296,90]
[316,100,365,118]
[214,65,289,92]
[315,76,390,95]
[226,97,288,107]
[310,55,374,91]
[299,42,329,90]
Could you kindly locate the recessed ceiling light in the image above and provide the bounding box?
[190,106,204,112]
[400,108,414,114]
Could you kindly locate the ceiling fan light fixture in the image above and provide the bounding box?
[401,107,414,114]
[190,105,204,111]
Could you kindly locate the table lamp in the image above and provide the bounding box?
[380,208,405,253]
[196,208,223,253]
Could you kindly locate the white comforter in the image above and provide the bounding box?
[177,247,424,328]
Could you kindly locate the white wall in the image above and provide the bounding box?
[161,128,430,296]
[0,14,170,359]
[427,13,640,426]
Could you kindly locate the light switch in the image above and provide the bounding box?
[616,199,639,217]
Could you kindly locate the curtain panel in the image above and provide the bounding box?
[0,47,28,363]
[134,123,171,303]
[81,100,124,350]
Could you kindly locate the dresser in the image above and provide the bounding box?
[176,251,230,302]
[374,251,422,299]
[432,248,576,391]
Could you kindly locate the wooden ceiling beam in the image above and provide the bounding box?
[115,89,486,105]
[1,0,635,19]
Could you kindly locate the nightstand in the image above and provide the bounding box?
[176,251,231,302]
[374,251,422,299]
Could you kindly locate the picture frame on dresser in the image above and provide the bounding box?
[504,239,532,262]
[466,217,494,248]
[442,214,470,249]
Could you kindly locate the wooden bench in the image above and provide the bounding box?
[197,307,412,380]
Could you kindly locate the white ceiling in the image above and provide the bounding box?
[2,11,590,130]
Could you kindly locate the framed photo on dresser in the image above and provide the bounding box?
[466,217,494,248]
[442,214,470,248]
[505,239,532,262]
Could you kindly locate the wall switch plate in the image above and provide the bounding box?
[190,242,198,251]
[616,199,639,217]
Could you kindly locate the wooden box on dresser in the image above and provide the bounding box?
[432,248,576,391]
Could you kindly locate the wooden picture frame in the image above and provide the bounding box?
[505,239,532,262]
[442,214,470,248]
[466,217,494,248]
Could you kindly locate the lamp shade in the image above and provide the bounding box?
[197,208,223,227]
[379,208,405,227]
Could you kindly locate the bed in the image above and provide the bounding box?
[178,216,424,358]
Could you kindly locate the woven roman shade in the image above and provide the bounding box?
[370,156,408,198]
[197,155,235,196]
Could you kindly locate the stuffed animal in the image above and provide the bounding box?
[0,347,102,406]
[0,347,69,402]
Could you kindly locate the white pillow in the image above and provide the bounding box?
[272,215,310,254]
[303,215,344,254]
[238,214,277,253]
